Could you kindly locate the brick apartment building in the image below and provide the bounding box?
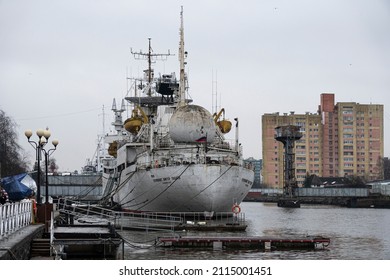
[262,93,384,188]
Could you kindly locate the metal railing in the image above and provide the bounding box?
[56,198,246,232]
[56,198,183,232]
[0,200,32,240]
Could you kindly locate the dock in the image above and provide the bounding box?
[174,223,247,231]
[1,199,331,259]
[157,236,330,250]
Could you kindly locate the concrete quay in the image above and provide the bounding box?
[0,222,122,260]
[0,224,45,260]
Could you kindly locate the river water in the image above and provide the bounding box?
[119,202,390,260]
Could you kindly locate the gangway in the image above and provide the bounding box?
[56,198,182,232]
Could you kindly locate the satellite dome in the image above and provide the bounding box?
[168,105,216,143]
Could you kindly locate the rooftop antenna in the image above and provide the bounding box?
[131,38,172,96]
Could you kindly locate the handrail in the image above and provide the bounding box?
[50,211,54,257]
[56,198,183,232]
[56,198,246,233]
[0,200,32,240]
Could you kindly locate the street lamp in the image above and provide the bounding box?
[41,139,59,204]
[25,128,59,204]
[25,129,46,204]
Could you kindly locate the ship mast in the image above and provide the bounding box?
[131,38,171,96]
[178,6,187,107]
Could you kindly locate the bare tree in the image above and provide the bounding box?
[383,157,390,180]
[375,156,385,181]
[0,109,29,177]
[48,158,59,174]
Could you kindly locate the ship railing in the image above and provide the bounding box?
[0,200,32,240]
[154,139,237,153]
[213,141,232,150]
[137,154,241,170]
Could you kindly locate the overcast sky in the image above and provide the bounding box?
[1,0,389,172]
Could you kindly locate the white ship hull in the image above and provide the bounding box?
[106,164,253,213]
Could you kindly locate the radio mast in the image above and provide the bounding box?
[131,38,172,96]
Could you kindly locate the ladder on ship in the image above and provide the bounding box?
[56,198,182,232]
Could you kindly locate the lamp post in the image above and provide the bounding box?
[24,128,59,204]
[41,139,59,204]
[25,129,46,204]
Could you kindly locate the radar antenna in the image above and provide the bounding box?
[131,38,172,96]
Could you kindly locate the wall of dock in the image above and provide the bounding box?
[296,187,369,197]
[370,181,390,196]
[0,224,45,260]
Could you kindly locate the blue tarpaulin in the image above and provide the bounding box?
[0,173,37,201]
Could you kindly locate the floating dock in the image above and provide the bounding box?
[157,236,330,250]
[174,223,247,231]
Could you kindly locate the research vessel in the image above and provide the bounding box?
[101,8,254,214]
